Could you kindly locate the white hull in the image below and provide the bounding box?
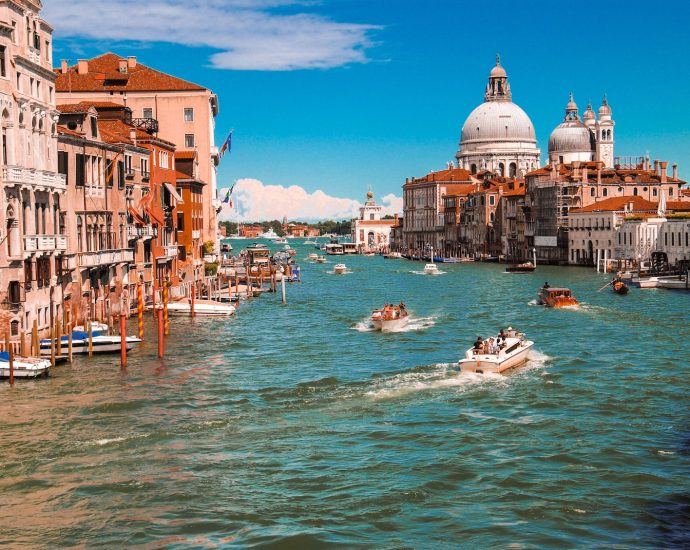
[459,338,534,374]
[423,264,440,275]
[371,316,409,332]
[40,335,142,356]
[0,356,51,378]
[73,322,110,334]
[334,264,347,274]
[656,277,690,289]
[166,300,235,316]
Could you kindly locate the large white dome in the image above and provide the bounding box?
[548,120,594,154]
[460,101,537,147]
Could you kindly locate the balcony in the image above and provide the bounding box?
[24,234,68,254]
[132,117,159,134]
[156,245,178,262]
[127,224,155,240]
[78,249,135,268]
[3,166,67,192]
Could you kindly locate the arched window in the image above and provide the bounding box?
[603,188,608,197]
[669,187,674,196]
[509,162,517,178]
[6,205,15,257]
[590,187,595,197]
[490,212,494,223]
[470,164,477,174]
[653,188,658,197]
[76,215,83,252]
[633,188,638,196]
[498,162,505,177]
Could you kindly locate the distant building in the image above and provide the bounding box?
[240,225,262,238]
[351,191,396,251]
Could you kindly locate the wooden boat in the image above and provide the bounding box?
[506,261,535,273]
[612,280,629,294]
[40,331,142,356]
[423,263,440,275]
[371,303,409,331]
[0,352,51,379]
[459,329,534,374]
[334,263,347,274]
[537,286,579,308]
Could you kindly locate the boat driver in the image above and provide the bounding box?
[473,336,483,351]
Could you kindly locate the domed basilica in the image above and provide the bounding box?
[456,56,540,177]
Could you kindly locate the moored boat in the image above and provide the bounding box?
[73,321,110,334]
[459,329,534,374]
[537,284,579,307]
[383,252,402,259]
[165,299,236,316]
[39,331,142,356]
[0,352,51,379]
[506,261,535,273]
[371,303,409,331]
[334,263,347,274]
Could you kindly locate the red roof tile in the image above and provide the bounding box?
[571,195,690,213]
[55,53,207,93]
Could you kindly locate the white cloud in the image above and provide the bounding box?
[44,0,380,71]
[218,179,401,222]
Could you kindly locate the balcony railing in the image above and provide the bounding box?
[132,118,159,134]
[127,224,155,239]
[78,249,135,268]
[156,245,178,261]
[24,234,68,253]
[3,166,67,192]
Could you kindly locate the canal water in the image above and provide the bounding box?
[1,242,689,548]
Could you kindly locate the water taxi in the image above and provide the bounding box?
[0,352,51,379]
[342,243,358,255]
[506,261,535,273]
[371,303,409,331]
[40,331,142,356]
[459,329,534,374]
[423,263,440,275]
[537,285,579,307]
[325,243,344,255]
[334,263,347,274]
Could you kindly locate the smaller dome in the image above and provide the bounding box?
[366,190,373,199]
[583,103,595,120]
[548,120,595,154]
[489,54,506,78]
[566,92,578,112]
[598,96,611,116]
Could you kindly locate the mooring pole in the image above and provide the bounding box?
[6,331,14,385]
[120,313,127,369]
[157,308,164,358]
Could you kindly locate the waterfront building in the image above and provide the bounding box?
[455,56,540,177]
[174,150,206,282]
[0,1,65,338]
[525,158,686,264]
[548,94,615,167]
[351,190,396,251]
[498,180,528,262]
[569,196,690,266]
[54,53,221,256]
[402,167,476,253]
[240,225,263,238]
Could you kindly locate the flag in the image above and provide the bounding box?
[222,183,236,205]
[220,130,233,157]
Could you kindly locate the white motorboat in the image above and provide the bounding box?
[334,263,347,274]
[371,303,409,331]
[304,238,317,245]
[459,330,534,374]
[656,276,690,290]
[423,263,440,275]
[73,321,110,334]
[274,237,288,244]
[315,256,327,263]
[39,331,142,356]
[307,252,319,260]
[0,352,51,379]
[260,229,279,239]
[165,299,236,316]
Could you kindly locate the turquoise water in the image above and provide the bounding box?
[1,242,689,548]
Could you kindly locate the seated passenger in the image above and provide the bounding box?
[488,338,498,354]
[473,336,483,350]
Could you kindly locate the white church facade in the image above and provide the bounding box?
[351,191,396,252]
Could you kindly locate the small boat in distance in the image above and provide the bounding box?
[383,252,402,259]
[459,328,534,374]
[307,252,319,260]
[334,263,347,274]
[0,352,51,379]
[506,261,535,273]
[423,263,440,275]
[537,284,579,308]
[325,243,344,255]
[315,256,327,263]
[260,228,279,239]
[371,302,409,332]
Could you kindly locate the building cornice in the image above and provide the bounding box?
[15,55,57,82]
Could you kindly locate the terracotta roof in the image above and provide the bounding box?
[175,151,196,160]
[54,53,207,93]
[356,220,397,226]
[571,195,690,213]
[503,187,526,197]
[410,167,474,184]
[526,162,686,185]
[57,103,96,114]
[56,124,83,137]
[97,119,148,145]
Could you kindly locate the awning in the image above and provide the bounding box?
[163,182,184,204]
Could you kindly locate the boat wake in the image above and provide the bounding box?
[352,315,436,333]
[365,363,503,399]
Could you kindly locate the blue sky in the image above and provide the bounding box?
[47,0,690,220]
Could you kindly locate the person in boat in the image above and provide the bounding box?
[543,282,550,289]
[399,301,406,311]
[473,336,483,351]
[488,338,498,354]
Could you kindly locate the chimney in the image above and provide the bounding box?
[660,161,668,183]
[653,160,659,175]
[129,127,137,146]
[61,59,68,74]
[77,59,89,75]
[673,162,678,179]
[127,56,137,69]
[597,161,602,184]
[582,166,588,183]
[118,59,128,73]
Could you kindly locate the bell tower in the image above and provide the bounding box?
[595,96,615,168]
